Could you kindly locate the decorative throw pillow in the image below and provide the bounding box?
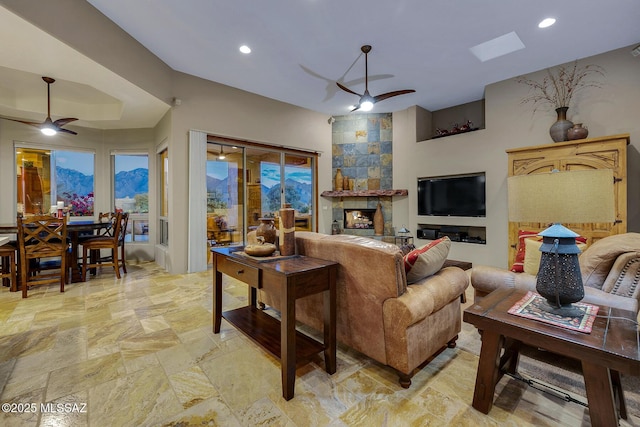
[403,237,451,284]
[523,237,588,276]
[510,230,540,273]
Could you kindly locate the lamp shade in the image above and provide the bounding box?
[507,169,615,224]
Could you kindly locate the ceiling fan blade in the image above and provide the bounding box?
[336,82,362,97]
[373,89,416,103]
[0,116,42,127]
[53,117,78,127]
[57,127,78,135]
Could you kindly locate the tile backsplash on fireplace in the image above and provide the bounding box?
[331,113,393,236]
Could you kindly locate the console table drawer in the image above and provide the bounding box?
[217,257,260,288]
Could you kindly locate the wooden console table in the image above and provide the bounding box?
[464,288,640,427]
[211,247,338,400]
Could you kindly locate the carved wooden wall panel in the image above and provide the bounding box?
[505,134,629,265]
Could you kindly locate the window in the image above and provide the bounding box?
[16,147,95,217]
[113,153,149,242]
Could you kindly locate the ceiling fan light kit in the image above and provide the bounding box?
[0,76,78,136]
[337,45,415,112]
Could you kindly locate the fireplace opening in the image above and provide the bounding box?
[344,209,376,229]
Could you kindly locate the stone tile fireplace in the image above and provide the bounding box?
[330,113,395,237]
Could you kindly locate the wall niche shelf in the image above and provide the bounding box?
[417,223,486,245]
[414,99,485,142]
[321,189,408,198]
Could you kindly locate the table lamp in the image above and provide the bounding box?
[508,169,615,316]
[395,225,413,246]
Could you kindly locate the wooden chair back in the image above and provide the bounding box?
[117,212,129,245]
[81,212,128,280]
[96,212,118,237]
[17,215,69,297]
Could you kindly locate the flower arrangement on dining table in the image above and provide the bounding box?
[61,191,94,216]
[515,60,605,112]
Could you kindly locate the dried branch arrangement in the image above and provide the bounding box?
[516,61,605,112]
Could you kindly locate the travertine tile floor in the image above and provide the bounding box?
[0,261,638,426]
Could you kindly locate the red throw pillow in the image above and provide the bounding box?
[403,236,451,284]
[511,230,540,273]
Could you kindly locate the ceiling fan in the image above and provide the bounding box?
[0,76,78,135]
[337,45,415,112]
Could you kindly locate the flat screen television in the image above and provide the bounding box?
[418,172,486,217]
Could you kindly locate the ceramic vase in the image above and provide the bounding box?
[278,204,295,256]
[256,218,276,244]
[334,168,343,191]
[567,123,589,140]
[373,202,384,236]
[549,107,574,142]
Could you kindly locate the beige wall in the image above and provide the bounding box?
[393,45,640,269]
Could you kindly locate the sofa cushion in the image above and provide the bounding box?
[581,233,640,289]
[403,237,450,284]
[601,252,640,300]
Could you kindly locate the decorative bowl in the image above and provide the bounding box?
[244,243,276,257]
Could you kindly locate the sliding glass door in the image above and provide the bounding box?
[206,139,317,255]
[284,154,313,231]
[206,144,242,247]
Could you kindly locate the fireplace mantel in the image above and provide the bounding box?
[321,189,408,197]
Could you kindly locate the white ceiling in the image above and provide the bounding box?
[1,1,640,130]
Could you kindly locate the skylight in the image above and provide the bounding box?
[469,31,525,62]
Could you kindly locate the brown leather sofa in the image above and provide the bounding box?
[260,231,469,388]
[471,232,640,313]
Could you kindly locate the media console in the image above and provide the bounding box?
[417,224,486,244]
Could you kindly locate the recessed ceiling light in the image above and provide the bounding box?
[538,18,556,28]
[239,45,251,54]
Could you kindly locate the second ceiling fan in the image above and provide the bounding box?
[0,76,78,136]
[337,45,415,112]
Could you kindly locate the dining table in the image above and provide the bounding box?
[0,219,110,283]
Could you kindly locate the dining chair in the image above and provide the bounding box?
[117,212,129,274]
[17,215,69,298]
[0,243,17,292]
[80,212,127,280]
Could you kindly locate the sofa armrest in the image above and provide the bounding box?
[383,267,469,328]
[583,287,638,313]
[471,265,639,313]
[470,265,537,300]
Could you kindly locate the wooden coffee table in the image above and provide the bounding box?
[464,288,640,427]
